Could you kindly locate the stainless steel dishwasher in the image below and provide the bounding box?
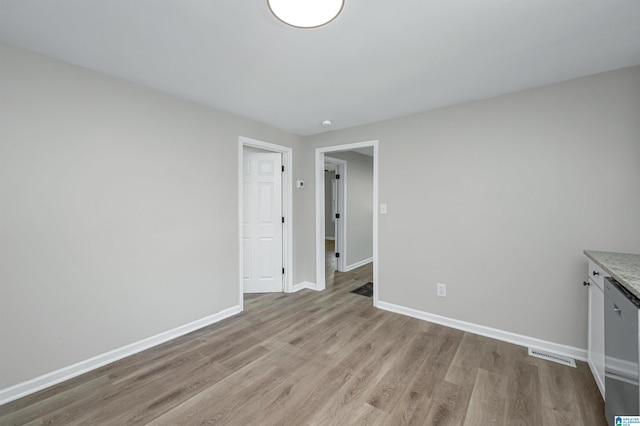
[604,276,640,423]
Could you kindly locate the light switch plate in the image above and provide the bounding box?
[380,203,387,214]
[296,180,304,188]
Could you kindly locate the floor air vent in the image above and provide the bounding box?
[528,348,576,368]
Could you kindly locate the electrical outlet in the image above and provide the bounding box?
[436,283,447,297]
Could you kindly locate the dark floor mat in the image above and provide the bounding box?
[351,282,373,297]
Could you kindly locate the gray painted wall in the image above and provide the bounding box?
[305,66,640,349]
[327,151,373,267]
[0,45,305,389]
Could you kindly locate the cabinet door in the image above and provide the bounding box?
[589,261,606,289]
[588,279,606,397]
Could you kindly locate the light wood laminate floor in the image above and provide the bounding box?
[325,239,338,285]
[0,248,605,425]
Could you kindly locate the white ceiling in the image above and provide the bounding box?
[351,147,373,157]
[1,1,640,136]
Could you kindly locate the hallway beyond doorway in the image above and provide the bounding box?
[325,239,372,293]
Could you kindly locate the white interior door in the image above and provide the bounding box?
[332,161,346,272]
[332,177,337,250]
[243,151,283,293]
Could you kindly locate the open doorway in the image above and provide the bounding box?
[238,137,293,311]
[315,141,379,305]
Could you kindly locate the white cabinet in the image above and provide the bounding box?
[587,260,607,398]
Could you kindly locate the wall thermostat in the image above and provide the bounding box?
[296,180,304,188]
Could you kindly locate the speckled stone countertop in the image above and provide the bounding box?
[584,250,640,300]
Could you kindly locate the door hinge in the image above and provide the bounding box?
[282,267,285,274]
[335,213,340,219]
[335,252,340,258]
[281,165,284,172]
[282,217,285,223]
[336,174,340,179]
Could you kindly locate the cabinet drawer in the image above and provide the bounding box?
[588,260,608,291]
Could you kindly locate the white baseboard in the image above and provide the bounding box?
[344,257,373,272]
[324,237,335,241]
[292,282,319,292]
[0,305,242,406]
[587,358,605,398]
[376,300,587,362]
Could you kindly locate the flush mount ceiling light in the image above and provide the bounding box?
[268,0,344,28]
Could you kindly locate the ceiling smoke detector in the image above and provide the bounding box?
[268,0,344,29]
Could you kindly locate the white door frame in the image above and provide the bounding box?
[315,140,379,306]
[238,136,293,310]
[324,156,347,272]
